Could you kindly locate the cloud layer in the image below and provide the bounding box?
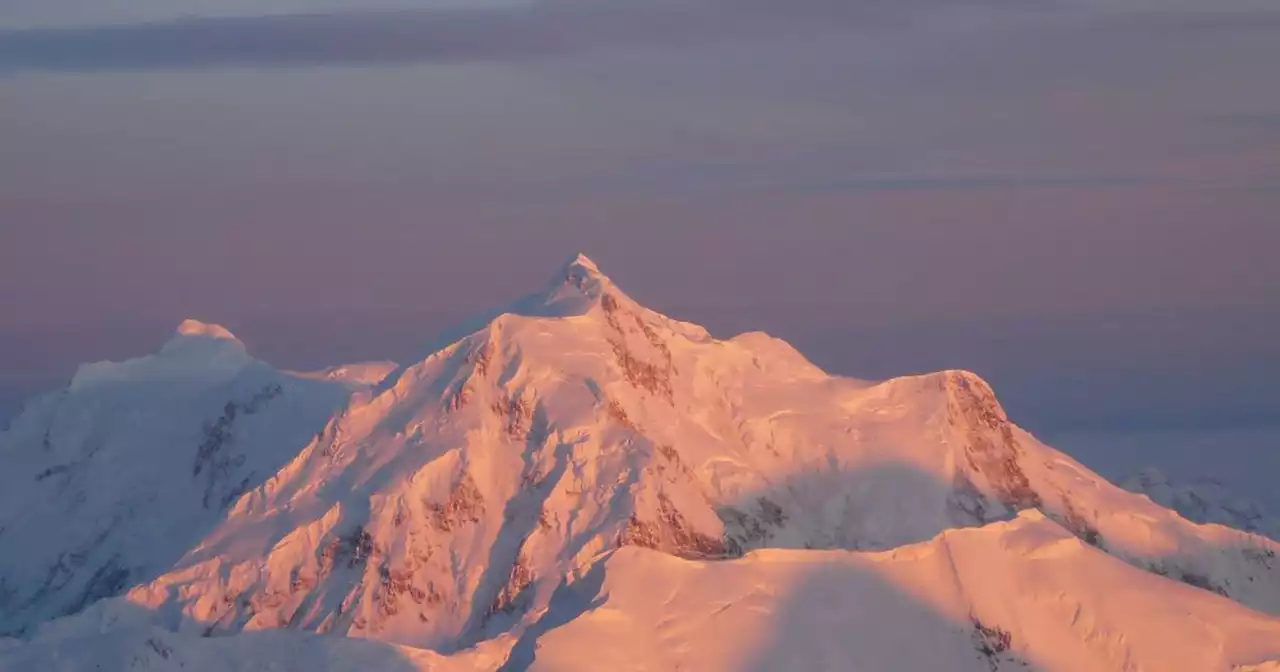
[0,0,1052,70]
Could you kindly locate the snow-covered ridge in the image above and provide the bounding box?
[2,253,1279,671]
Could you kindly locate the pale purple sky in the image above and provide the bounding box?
[1,2,1278,469]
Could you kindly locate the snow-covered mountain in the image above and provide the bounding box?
[0,320,390,634]
[2,254,1279,671]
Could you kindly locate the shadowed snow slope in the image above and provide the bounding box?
[0,599,501,672]
[1123,467,1280,542]
[0,321,377,634]
[1,255,1279,671]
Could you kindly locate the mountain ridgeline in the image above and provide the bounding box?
[1,254,1279,671]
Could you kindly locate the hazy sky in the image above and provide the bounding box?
[1,2,1278,470]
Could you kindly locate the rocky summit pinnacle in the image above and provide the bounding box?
[566,252,600,273]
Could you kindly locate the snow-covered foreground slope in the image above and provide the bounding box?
[5,512,1280,672]
[522,511,1280,672]
[2,254,1279,670]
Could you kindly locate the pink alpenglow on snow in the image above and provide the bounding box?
[1,255,1279,671]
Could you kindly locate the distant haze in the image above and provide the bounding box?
[1,1,1278,484]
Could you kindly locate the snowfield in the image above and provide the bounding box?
[523,512,1280,672]
[2,254,1278,671]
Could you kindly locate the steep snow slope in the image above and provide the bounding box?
[0,322,381,635]
[521,511,1280,672]
[104,255,1280,651]
[1123,468,1280,541]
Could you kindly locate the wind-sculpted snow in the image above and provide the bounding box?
[2,255,1280,671]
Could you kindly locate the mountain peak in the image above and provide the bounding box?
[566,252,601,274]
[558,252,612,293]
[11,253,1280,668]
[500,252,627,320]
[70,319,251,391]
[175,319,239,342]
[158,318,246,358]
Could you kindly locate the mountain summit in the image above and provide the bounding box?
[520,251,621,317]
[174,319,239,341]
[2,255,1280,671]
[70,319,251,392]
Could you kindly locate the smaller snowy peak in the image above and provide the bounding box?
[158,318,249,358]
[70,319,253,391]
[175,319,239,341]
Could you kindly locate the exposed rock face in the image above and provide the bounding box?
[945,372,1041,514]
[618,491,736,560]
[425,473,486,533]
[194,383,284,510]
